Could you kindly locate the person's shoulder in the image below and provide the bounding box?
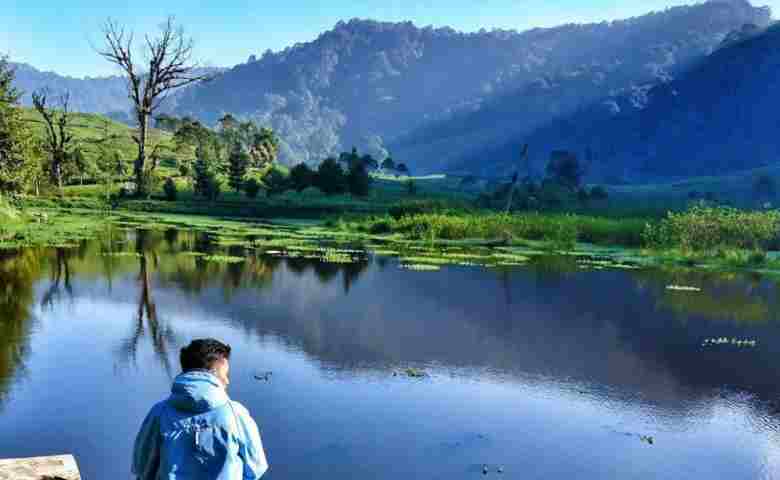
[147,399,170,417]
[229,400,252,417]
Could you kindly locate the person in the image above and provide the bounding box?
[132,338,269,479]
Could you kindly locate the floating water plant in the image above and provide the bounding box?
[322,249,356,264]
[203,255,245,264]
[702,337,757,347]
[399,367,428,378]
[100,251,142,257]
[666,285,702,292]
[400,264,440,271]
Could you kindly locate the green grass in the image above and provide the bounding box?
[352,211,647,248]
[0,197,21,224]
[21,108,191,178]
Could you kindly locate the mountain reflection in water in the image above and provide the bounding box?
[2,227,780,479]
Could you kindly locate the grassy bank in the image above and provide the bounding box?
[10,173,780,275]
[350,210,646,248]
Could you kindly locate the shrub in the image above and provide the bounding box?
[368,219,393,234]
[163,177,177,201]
[300,186,322,197]
[643,204,780,252]
[544,220,578,250]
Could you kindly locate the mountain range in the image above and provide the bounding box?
[460,20,780,183]
[9,0,776,183]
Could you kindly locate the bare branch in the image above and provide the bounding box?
[97,16,210,196]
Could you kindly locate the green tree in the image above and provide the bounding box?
[263,168,289,197]
[192,143,222,201]
[0,57,34,194]
[347,157,371,197]
[244,123,278,168]
[361,154,379,171]
[227,142,249,193]
[68,147,90,185]
[163,177,177,201]
[218,114,238,132]
[289,163,314,192]
[32,89,76,193]
[546,150,584,191]
[154,114,181,132]
[173,119,215,151]
[316,157,346,195]
[381,157,396,172]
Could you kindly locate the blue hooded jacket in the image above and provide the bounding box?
[132,370,268,480]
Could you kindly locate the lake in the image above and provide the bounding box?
[2,227,780,479]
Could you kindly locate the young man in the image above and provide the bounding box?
[132,339,269,479]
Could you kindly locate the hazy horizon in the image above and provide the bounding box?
[3,0,774,78]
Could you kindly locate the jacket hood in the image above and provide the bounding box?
[168,370,229,413]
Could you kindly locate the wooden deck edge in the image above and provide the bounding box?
[0,454,81,480]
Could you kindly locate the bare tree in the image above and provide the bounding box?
[505,144,529,213]
[98,17,211,197]
[32,89,74,192]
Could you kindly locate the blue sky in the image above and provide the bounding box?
[1,0,775,77]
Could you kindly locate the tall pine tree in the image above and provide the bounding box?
[227,141,248,193]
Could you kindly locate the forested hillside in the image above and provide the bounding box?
[451,21,780,183]
[173,0,770,168]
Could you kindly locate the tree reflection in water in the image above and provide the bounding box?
[0,249,40,409]
[40,247,73,309]
[117,230,176,377]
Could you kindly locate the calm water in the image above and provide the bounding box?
[3,228,780,479]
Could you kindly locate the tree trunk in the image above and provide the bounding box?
[54,158,63,196]
[135,113,149,197]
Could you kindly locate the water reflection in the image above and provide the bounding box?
[0,249,39,408]
[40,248,73,309]
[117,230,176,376]
[3,228,780,478]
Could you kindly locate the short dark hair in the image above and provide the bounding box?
[180,338,232,372]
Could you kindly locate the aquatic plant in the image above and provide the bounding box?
[203,255,245,264]
[702,338,757,347]
[402,367,428,378]
[665,284,702,292]
[400,264,440,271]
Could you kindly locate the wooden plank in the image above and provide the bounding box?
[0,455,81,480]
